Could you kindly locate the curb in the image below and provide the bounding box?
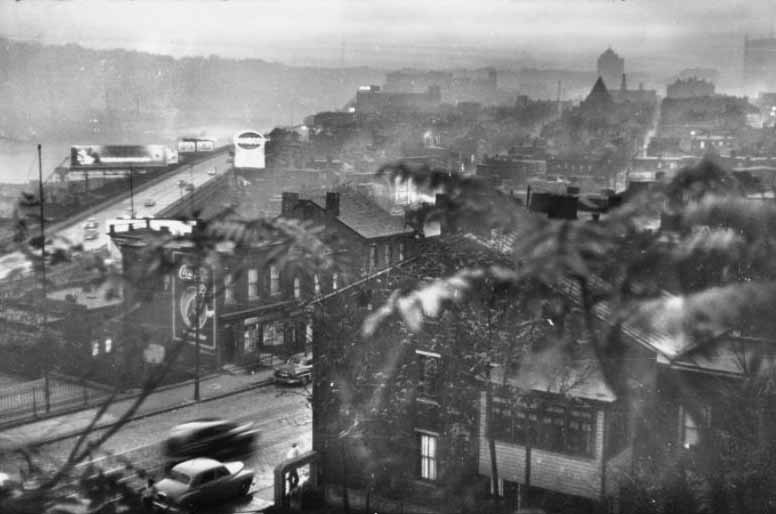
[0,371,225,432]
[6,376,275,448]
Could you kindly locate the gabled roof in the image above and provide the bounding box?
[491,344,616,402]
[307,188,414,240]
[585,77,613,105]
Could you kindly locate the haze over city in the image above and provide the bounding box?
[1,0,774,73]
[5,2,776,514]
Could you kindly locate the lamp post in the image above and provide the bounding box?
[194,266,201,402]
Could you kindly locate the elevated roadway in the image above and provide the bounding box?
[0,151,232,278]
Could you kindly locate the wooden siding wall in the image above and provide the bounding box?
[477,392,605,500]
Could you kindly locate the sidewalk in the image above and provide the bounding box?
[0,367,275,450]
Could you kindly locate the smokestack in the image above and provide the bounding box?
[325,192,340,217]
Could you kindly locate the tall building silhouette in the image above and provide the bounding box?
[597,47,625,91]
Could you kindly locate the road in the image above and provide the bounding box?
[0,152,231,278]
[60,152,231,251]
[0,383,311,512]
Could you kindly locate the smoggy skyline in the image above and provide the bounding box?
[1,1,774,76]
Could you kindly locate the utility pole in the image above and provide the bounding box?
[194,264,201,402]
[128,166,135,218]
[38,144,50,413]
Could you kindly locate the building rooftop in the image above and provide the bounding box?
[307,188,414,239]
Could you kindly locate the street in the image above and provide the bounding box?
[0,383,311,511]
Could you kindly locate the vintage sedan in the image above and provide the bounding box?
[163,418,258,469]
[273,353,313,385]
[153,458,253,511]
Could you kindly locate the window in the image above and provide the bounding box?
[681,405,710,449]
[398,242,405,261]
[244,323,260,353]
[314,274,321,295]
[248,269,258,300]
[104,338,112,354]
[489,394,596,458]
[270,266,280,296]
[383,244,391,266]
[305,322,313,344]
[332,272,339,290]
[91,341,100,357]
[293,277,301,299]
[262,322,284,346]
[224,273,235,304]
[417,351,441,399]
[369,245,377,271]
[418,432,438,480]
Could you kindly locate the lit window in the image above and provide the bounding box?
[248,269,258,300]
[270,265,280,296]
[224,273,235,304]
[293,277,301,299]
[314,274,321,295]
[418,433,438,480]
[332,272,339,290]
[399,243,405,261]
[104,338,112,354]
[91,341,100,357]
[681,405,710,449]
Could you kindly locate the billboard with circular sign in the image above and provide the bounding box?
[233,130,266,169]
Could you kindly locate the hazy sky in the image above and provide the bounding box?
[1,0,773,71]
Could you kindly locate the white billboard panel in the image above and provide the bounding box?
[233,131,266,169]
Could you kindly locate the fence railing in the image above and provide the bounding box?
[0,374,110,426]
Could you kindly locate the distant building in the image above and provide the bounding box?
[744,36,776,90]
[581,77,614,111]
[677,67,719,84]
[597,48,625,91]
[355,85,442,118]
[611,74,658,105]
[666,77,715,99]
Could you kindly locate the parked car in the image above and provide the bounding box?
[163,418,258,467]
[274,353,313,385]
[143,198,156,208]
[83,218,99,230]
[153,457,253,512]
[207,167,217,176]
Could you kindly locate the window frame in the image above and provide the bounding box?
[416,350,442,400]
[247,269,259,300]
[224,272,236,304]
[417,431,438,481]
[270,265,281,296]
[293,276,301,299]
[489,392,596,458]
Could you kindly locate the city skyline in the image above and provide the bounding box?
[2,0,775,73]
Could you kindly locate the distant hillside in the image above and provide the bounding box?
[0,38,385,142]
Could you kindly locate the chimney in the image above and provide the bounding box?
[435,193,455,235]
[281,192,300,216]
[325,192,340,217]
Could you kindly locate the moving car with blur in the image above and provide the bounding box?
[163,418,258,469]
[273,353,313,385]
[153,458,253,512]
